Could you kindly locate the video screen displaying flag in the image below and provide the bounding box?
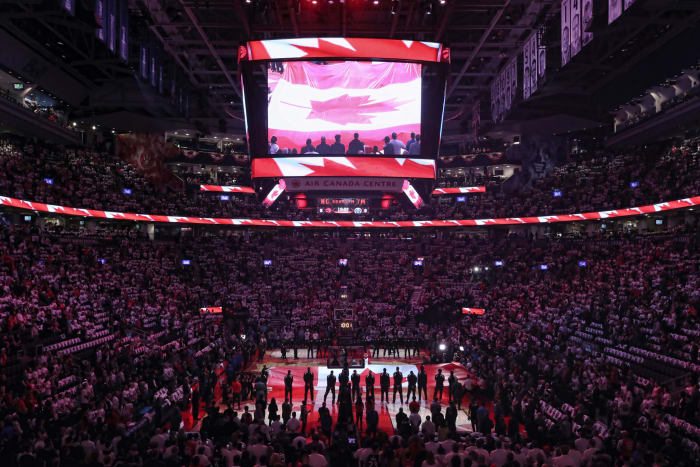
[267,61,421,154]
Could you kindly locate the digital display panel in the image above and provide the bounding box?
[318,198,369,215]
[252,157,436,179]
[268,60,421,154]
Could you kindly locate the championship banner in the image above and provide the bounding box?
[608,0,623,24]
[462,308,485,315]
[432,186,486,195]
[200,185,255,194]
[561,0,571,67]
[245,38,444,63]
[526,32,539,98]
[523,37,531,100]
[582,0,594,47]
[284,177,405,193]
[252,157,436,179]
[1,195,697,228]
[570,0,582,58]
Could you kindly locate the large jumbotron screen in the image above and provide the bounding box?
[267,61,422,154]
[240,38,448,159]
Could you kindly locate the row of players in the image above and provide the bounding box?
[268,132,421,155]
[281,366,461,406]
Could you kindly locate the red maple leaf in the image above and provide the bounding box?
[306,94,408,126]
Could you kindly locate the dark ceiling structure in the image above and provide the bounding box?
[1,0,699,139]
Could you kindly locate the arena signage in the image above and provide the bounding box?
[244,38,446,63]
[252,157,436,179]
[283,177,404,192]
[200,185,255,193]
[462,308,486,315]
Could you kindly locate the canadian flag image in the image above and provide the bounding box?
[268,61,422,151]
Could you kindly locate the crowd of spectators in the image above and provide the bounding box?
[0,216,698,466]
[2,135,698,225]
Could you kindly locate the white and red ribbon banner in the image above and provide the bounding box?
[200,185,255,194]
[246,38,444,63]
[432,186,486,195]
[252,157,436,179]
[200,307,222,314]
[1,195,697,228]
[284,177,405,192]
[462,308,485,315]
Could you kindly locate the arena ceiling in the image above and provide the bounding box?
[1,0,699,138]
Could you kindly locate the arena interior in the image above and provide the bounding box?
[1,1,700,466]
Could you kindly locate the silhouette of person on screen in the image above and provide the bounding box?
[408,134,421,156]
[383,136,395,156]
[316,136,331,155]
[301,139,315,154]
[269,136,279,154]
[330,134,345,155]
[347,133,365,154]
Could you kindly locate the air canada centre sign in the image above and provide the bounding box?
[283,177,405,192]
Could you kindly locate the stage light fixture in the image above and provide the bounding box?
[391,0,399,14]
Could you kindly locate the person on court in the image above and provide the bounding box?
[365,370,375,400]
[448,370,457,402]
[406,370,417,401]
[434,368,445,401]
[324,370,336,404]
[380,369,390,403]
[351,369,361,401]
[284,370,293,402]
[392,367,404,404]
[418,365,428,401]
[303,368,314,401]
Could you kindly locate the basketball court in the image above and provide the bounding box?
[184,348,479,434]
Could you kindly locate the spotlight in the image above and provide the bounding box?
[91,125,96,130]
[72,122,77,127]
[391,0,399,14]
[439,343,446,351]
